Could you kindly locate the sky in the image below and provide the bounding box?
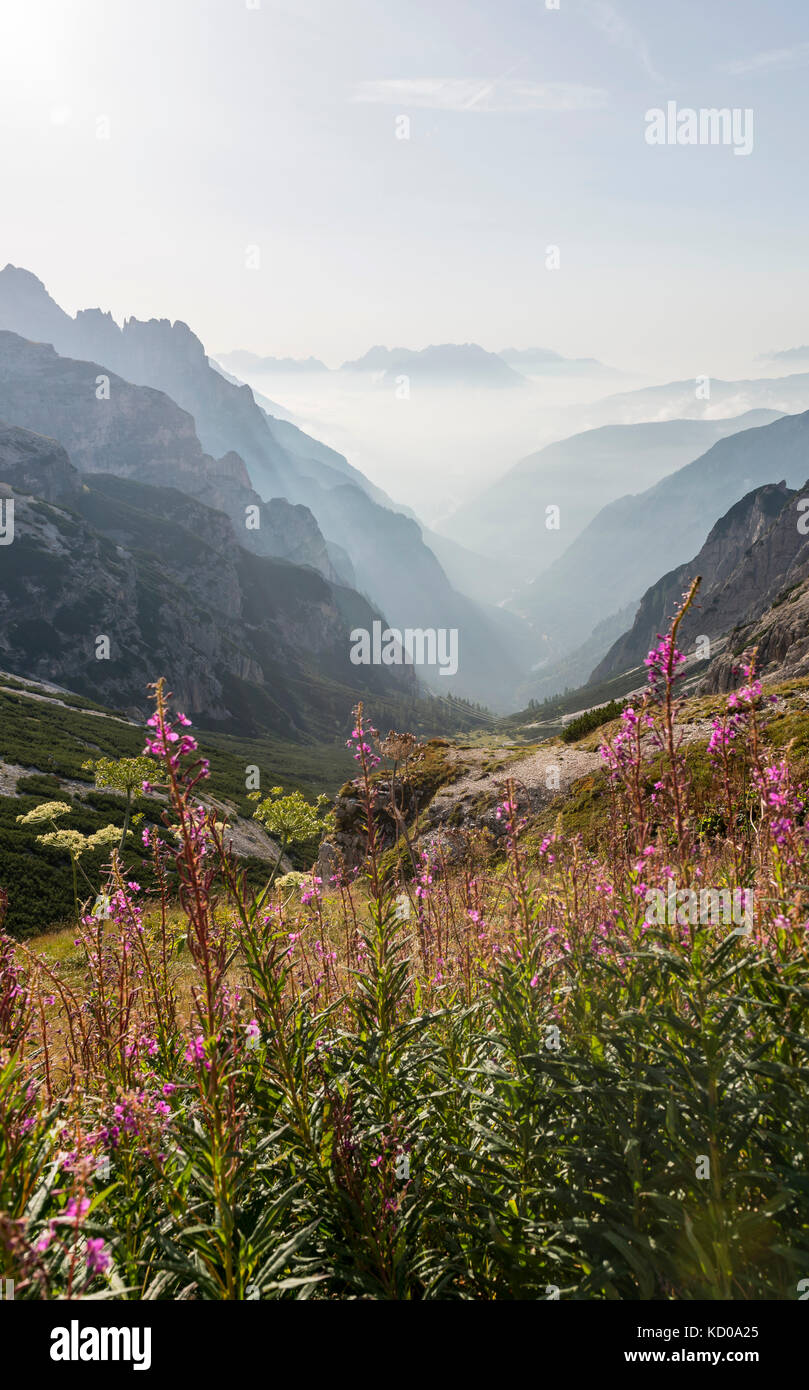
[1,0,809,378]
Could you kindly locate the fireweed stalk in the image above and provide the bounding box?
[647,578,700,869]
[496,780,533,956]
[601,581,699,885]
[707,654,763,881]
[141,680,246,1297]
[346,705,410,1128]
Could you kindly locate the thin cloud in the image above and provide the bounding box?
[722,42,809,76]
[352,78,608,113]
[586,1,665,84]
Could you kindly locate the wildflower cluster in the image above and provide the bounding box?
[2,625,809,1302]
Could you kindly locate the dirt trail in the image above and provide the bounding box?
[428,716,718,825]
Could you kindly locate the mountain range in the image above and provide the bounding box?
[498,347,616,376]
[565,372,809,433]
[337,343,527,387]
[218,343,617,384]
[438,414,781,576]
[4,262,809,729]
[218,351,329,374]
[0,266,527,709]
[592,476,809,692]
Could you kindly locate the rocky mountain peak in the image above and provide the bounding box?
[0,264,71,346]
[121,315,209,369]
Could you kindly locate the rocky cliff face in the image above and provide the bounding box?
[702,582,809,692]
[0,425,420,735]
[591,479,809,689]
[0,423,80,504]
[592,482,799,680]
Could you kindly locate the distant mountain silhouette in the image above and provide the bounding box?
[339,343,526,387]
[440,414,782,576]
[498,347,617,376]
[217,350,328,374]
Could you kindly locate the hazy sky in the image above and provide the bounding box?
[1,0,808,377]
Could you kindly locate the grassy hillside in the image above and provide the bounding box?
[497,658,714,740]
[0,676,357,937]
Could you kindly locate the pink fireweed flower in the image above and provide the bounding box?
[55,1196,91,1225]
[600,708,644,780]
[184,1035,211,1069]
[86,1238,110,1275]
[113,1099,140,1135]
[495,794,518,822]
[754,760,801,851]
[710,657,763,756]
[144,702,207,780]
[644,633,686,701]
[301,876,322,906]
[346,710,381,769]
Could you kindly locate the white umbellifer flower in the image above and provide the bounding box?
[16,800,72,826]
